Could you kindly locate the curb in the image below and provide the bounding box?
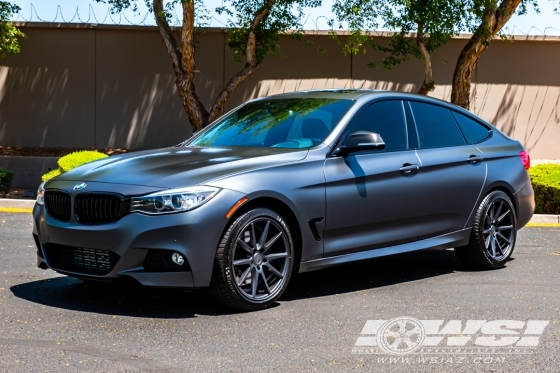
[0,198,36,209]
[528,214,559,224]
[1,198,559,225]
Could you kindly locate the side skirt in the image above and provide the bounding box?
[298,228,471,273]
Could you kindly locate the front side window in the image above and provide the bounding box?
[188,99,354,149]
[344,100,408,153]
[409,101,466,149]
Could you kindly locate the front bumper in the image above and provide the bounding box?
[33,186,245,288]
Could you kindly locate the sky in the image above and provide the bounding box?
[10,0,560,35]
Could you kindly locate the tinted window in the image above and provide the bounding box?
[188,99,354,148]
[346,100,408,152]
[451,111,491,144]
[409,101,466,148]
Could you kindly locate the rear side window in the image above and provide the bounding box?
[451,111,491,144]
[409,101,466,149]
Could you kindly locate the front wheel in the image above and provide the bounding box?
[455,191,517,269]
[208,207,294,311]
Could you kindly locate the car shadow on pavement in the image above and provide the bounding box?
[10,276,231,319]
[282,249,499,301]
[10,249,504,317]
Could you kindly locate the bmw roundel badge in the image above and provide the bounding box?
[73,183,87,191]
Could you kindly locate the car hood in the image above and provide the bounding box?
[51,146,308,190]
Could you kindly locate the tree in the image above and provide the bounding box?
[332,0,468,95]
[451,0,538,109]
[0,1,26,57]
[97,0,320,131]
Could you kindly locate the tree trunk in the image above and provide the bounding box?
[153,0,277,131]
[153,0,209,132]
[451,0,522,109]
[416,24,435,96]
[207,0,276,122]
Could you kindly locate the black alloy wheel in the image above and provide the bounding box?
[455,190,517,269]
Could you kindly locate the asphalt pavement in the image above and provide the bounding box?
[0,212,559,372]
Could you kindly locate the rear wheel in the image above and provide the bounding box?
[455,191,517,269]
[208,208,294,311]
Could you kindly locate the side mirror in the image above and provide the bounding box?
[335,131,385,156]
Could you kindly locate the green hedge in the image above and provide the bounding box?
[0,168,14,193]
[529,164,560,214]
[42,150,108,182]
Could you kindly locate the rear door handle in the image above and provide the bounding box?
[399,164,419,174]
[467,155,483,164]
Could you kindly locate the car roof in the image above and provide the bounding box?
[251,88,472,117]
[253,89,457,106]
[252,89,379,101]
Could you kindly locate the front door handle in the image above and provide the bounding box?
[399,164,419,174]
[467,155,483,164]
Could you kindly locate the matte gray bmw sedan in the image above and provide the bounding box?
[32,89,535,310]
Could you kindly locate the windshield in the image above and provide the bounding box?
[187,98,354,149]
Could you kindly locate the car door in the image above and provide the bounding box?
[407,100,487,239]
[323,100,421,257]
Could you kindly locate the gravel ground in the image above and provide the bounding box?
[0,212,559,373]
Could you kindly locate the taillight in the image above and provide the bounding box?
[519,150,530,170]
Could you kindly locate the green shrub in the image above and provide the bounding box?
[57,150,108,172]
[41,168,62,182]
[0,168,14,193]
[41,150,108,182]
[529,164,560,214]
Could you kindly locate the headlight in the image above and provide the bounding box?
[130,186,221,215]
[36,181,46,206]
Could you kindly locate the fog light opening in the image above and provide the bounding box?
[171,252,185,266]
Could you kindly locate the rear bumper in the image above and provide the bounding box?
[33,187,245,288]
[514,179,535,229]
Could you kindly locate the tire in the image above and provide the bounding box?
[208,207,294,311]
[455,190,517,269]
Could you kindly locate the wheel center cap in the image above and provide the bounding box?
[490,226,496,235]
[253,253,263,266]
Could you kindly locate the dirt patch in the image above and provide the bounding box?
[1,189,33,199]
[0,146,131,157]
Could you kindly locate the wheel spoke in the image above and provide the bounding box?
[497,225,513,232]
[264,262,283,278]
[260,271,271,293]
[257,221,270,250]
[263,232,283,253]
[491,236,497,257]
[405,325,420,336]
[237,265,252,286]
[266,252,288,260]
[489,204,495,222]
[398,320,407,333]
[497,210,510,223]
[250,223,257,249]
[251,267,258,298]
[388,338,401,348]
[494,201,503,222]
[237,238,253,254]
[233,257,252,266]
[496,232,511,245]
[483,228,492,234]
